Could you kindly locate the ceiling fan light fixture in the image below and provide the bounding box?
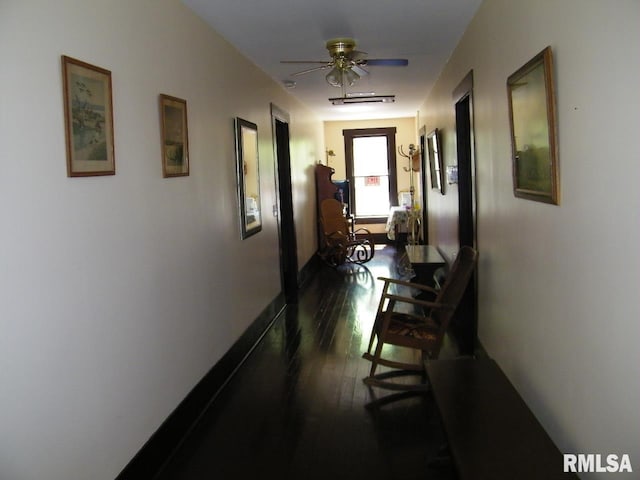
[343,68,360,86]
[325,66,342,87]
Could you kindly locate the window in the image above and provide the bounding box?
[344,127,397,221]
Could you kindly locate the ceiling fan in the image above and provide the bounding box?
[281,37,408,89]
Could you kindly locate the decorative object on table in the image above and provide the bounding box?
[397,144,421,244]
[446,165,458,185]
[362,246,478,391]
[398,191,412,207]
[159,94,189,178]
[61,55,115,177]
[234,117,262,239]
[426,128,444,194]
[507,46,559,205]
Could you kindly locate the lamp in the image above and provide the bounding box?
[325,149,336,166]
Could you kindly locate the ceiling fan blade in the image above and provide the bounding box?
[349,49,368,60]
[362,59,409,66]
[290,64,332,76]
[281,60,330,64]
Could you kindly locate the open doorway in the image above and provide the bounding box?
[343,127,398,223]
[271,104,298,304]
[452,71,478,356]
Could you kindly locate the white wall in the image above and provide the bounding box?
[419,0,640,476]
[0,1,322,479]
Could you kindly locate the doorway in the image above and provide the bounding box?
[271,104,298,304]
[343,127,398,223]
[453,72,477,356]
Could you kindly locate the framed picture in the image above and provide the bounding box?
[61,55,115,177]
[507,46,559,204]
[427,128,445,195]
[159,94,190,177]
[234,117,262,239]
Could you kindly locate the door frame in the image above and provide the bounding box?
[419,125,429,243]
[270,103,298,304]
[452,71,478,355]
[343,127,398,223]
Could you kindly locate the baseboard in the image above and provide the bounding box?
[116,292,286,480]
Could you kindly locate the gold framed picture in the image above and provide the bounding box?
[159,94,189,178]
[61,55,115,177]
[507,46,559,204]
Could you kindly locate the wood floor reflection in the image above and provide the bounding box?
[156,246,457,480]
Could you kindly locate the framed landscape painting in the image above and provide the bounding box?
[61,55,115,177]
[507,46,559,204]
[159,94,190,177]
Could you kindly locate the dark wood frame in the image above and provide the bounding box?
[507,46,559,204]
[343,127,398,223]
[427,128,444,194]
[235,117,262,239]
[270,103,299,304]
[61,55,115,177]
[159,94,189,178]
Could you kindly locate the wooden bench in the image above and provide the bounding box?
[425,357,579,480]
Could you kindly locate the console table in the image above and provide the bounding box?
[425,357,578,480]
[404,244,446,287]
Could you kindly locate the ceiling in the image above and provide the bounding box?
[182,0,482,121]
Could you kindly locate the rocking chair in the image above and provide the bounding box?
[318,198,375,267]
[362,246,477,390]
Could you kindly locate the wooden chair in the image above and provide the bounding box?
[362,246,478,390]
[318,198,374,266]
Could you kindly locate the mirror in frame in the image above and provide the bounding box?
[235,117,262,239]
[427,128,445,195]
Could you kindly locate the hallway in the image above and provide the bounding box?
[156,246,456,479]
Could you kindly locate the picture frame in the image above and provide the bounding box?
[159,94,190,177]
[427,128,445,195]
[234,117,262,239]
[61,55,115,177]
[507,46,559,204]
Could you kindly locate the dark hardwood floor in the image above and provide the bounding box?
[156,245,457,480]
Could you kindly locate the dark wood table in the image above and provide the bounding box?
[425,357,578,480]
[404,245,446,287]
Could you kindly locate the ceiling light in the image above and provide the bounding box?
[346,92,376,97]
[329,95,396,105]
[342,68,360,86]
[325,57,360,88]
[325,66,342,87]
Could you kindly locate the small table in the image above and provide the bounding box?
[385,206,409,241]
[425,358,578,480]
[404,245,446,287]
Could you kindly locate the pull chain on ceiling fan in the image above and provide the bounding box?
[281,37,408,89]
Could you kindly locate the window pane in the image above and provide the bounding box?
[353,137,388,176]
[354,175,390,216]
